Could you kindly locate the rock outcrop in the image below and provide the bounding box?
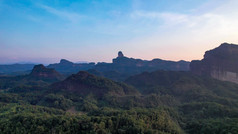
[190,43,238,84]
[118,51,124,57]
[29,64,64,82]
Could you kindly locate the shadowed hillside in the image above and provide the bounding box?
[126,70,238,104]
[28,64,64,82]
[52,71,140,97]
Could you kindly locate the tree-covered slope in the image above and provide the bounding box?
[1,69,238,133]
[0,103,184,134]
[52,71,140,97]
[125,70,238,133]
[125,71,238,104]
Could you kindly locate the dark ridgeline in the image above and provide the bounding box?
[0,63,35,75]
[0,51,190,81]
[47,51,190,81]
[190,43,238,84]
[47,59,95,74]
[108,51,189,71]
[92,51,190,81]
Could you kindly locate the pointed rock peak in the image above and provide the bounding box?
[60,59,73,64]
[118,51,124,58]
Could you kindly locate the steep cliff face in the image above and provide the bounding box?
[190,43,238,83]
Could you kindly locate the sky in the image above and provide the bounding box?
[1,0,238,64]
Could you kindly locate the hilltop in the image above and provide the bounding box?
[28,64,64,82]
[51,71,139,97]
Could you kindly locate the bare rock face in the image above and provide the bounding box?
[190,43,238,84]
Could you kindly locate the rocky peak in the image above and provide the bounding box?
[29,64,63,81]
[118,51,124,58]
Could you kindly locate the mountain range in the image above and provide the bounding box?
[0,51,190,82]
[1,43,238,133]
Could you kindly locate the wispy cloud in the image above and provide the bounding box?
[131,10,188,25]
[38,4,83,23]
[130,2,238,35]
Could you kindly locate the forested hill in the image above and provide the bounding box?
[125,70,238,133]
[51,71,140,97]
[125,70,238,103]
[1,69,238,133]
[28,64,64,82]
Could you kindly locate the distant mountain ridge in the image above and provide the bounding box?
[91,51,190,80]
[0,64,35,75]
[3,43,238,84]
[190,43,238,84]
[97,51,189,71]
[0,52,190,81]
[47,59,95,74]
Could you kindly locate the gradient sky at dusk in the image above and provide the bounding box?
[1,0,238,64]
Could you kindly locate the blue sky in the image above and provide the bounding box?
[1,0,238,64]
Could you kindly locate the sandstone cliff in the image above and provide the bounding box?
[190,43,238,83]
